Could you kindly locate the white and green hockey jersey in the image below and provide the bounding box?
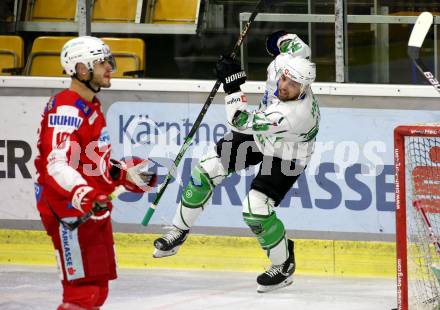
[224,89,320,164]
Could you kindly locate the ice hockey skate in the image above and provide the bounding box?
[257,239,295,293]
[153,226,189,258]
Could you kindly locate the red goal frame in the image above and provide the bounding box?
[394,125,440,310]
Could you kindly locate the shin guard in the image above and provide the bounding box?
[243,189,289,265]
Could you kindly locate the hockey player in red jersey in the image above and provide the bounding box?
[34,36,157,310]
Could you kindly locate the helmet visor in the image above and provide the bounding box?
[99,54,116,72]
[93,55,117,73]
[106,55,116,72]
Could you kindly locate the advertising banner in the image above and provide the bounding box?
[3,96,440,235]
[0,97,46,220]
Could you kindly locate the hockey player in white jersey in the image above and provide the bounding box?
[153,53,319,293]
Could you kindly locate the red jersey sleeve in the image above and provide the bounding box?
[39,101,89,198]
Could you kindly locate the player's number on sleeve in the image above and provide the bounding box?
[56,132,71,148]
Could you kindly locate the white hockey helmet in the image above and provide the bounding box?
[281,57,316,86]
[61,36,116,76]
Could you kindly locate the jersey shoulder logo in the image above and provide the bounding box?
[75,99,92,117]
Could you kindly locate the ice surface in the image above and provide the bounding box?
[0,265,396,310]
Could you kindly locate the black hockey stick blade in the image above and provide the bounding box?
[141,0,268,226]
[408,12,433,60]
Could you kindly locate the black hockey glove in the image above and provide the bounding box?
[215,55,247,94]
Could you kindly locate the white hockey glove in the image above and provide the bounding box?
[277,34,311,59]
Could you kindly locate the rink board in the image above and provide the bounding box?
[0,229,395,277]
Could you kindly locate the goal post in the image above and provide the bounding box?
[395,124,440,310]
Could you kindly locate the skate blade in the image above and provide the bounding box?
[152,246,180,258]
[257,276,293,293]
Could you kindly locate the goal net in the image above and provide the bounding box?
[395,125,440,310]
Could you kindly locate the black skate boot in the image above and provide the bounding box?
[153,226,189,258]
[256,239,295,293]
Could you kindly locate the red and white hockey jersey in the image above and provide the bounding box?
[35,89,117,217]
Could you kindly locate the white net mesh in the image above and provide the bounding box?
[406,136,440,309]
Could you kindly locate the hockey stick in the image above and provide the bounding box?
[46,199,110,231]
[46,186,126,231]
[141,0,271,226]
[408,12,440,94]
